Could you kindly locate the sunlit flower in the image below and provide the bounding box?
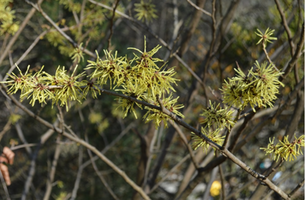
[191,127,224,152]
[143,94,184,127]
[260,135,305,162]
[221,61,284,112]
[255,28,277,47]
[200,100,235,130]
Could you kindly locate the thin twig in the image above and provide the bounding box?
[0,169,10,200]
[4,30,48,81]
[43,134,62,200]
[107,0,120,50]
[281,23,304,80]
[0,83,292,199]
[264,159,284,178]
[0,121,11,141]
[228,110,257,152]
[288,179,304,198]
[186,0,212,17]
[15,122,32,154]
[25,0,96,58]
[274,0,295,56]
[70,146,84,200]
[85,134,119,200]
[218,163,226,200]
[149,154,190,193]
[263,46,282,73]
[87,0,204,86]
[0,86,151,199]
[10,144,37,151]
[0,0,44,66]
[168,120,199,169]
[222,108,241,149]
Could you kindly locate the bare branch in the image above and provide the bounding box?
[282,23,304,80]
[70,146,84,200]
[25,0,96,58]
[0,168,11,200]
[0,0,44,66]
[186,0,212,17]
[149,154,190,194]
[274,0,295,55]
[43,135,62,200]
[107,0,120,50]
[169,120,198,169]
[85,134,119,200]
[289,179,305,198]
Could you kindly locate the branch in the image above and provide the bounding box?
[86,140,119,200]
[186,0,212,17]
[285,91,304,141]
[282,23,304,80]
[148,154,190,194]
[222,149,290,200]
[43,134,62,200]
[25,0,96,58]
[218,161,226,199]
[288,179,304,198]
[0,169,11,200]
[2,81,292,200]
[70,146,84,200]
[3,31,48,81]
[0,0,44,66]
[107,0,120,50]
[87,0,204,86]
[274,0,295,56]
[15,123,32,154]
[0,120,11,141]
[18,121,58,200]
[168,120,198,169]
[0,73,293,200]
[0,83,150,200]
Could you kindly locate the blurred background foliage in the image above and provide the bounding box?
[0,0,303,199]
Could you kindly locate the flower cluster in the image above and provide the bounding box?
[192,28,283,152]
[4,65,86,111]
[191,128,224,152]
[221,61,284,112]
[3,40,183,127]
[0,0,19,35]
[70,43,84,63]
[260,135,305,162]
[191,101,233,152]
[86,39,183,126]
[134,0,158,23]
[58,0,81,12]
[200,100,235,130]
[143,94,184,127]
[255,28,277,48]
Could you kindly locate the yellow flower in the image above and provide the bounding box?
[255,28,277,47]
[143,94,184,127]
[210,181,221,197]
[191,127,224,152]
[134,0,158,23]
[221,61,284,112]
[200,100,235,130]
[261,135,305,162]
